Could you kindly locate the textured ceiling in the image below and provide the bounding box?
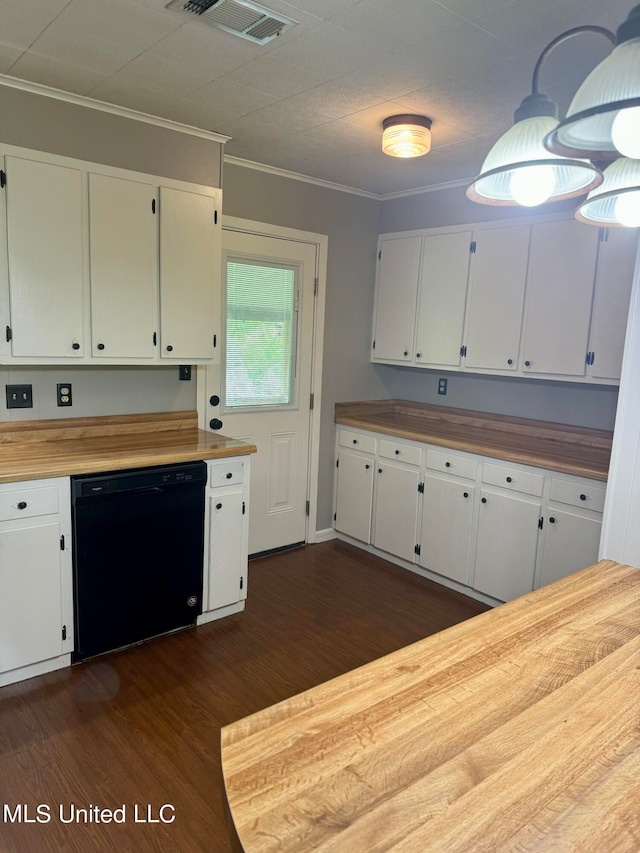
[0,0,632,195]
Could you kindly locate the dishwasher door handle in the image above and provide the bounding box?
[127,486,164,497]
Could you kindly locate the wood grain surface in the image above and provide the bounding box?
[0,411,256,483]
[335,400,612,480]
[222,560,640,852]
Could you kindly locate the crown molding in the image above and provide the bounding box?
[381,176,473,199]
[0,75,231,144]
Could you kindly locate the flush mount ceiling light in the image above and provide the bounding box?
[466,26,611,207]
[576,157,640,227]
[545,5,640,159]
[382,115,432,158]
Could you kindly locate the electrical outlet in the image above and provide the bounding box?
[5,384,33,409]
[179,365,192,381]
[438,377,448,396]
[57,383,72,407]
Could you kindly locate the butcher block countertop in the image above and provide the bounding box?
[336,400,612,481]
[0,411,256,484]
[221,560,640,852]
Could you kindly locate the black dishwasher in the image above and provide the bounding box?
[71,461,207,662]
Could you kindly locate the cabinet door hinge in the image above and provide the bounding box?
[336,458,339,468]
[214,209,218,225]
[538,517,544,530]
[151,198,156,214]
[333,512,337,522]
[309,393,314,410]
[378,249,381,261]
[372,340,376,350]
[470,240,477,254]
[314,277,318,296]
[305,500,310,516]
[242,501,246,515]
[60,534,65,551]
[418,482,424,494]
[0,170,5,188]
[6,325,12,343]
[240,576,244,590]
[213,333,217,348]
[62,625,67,641]
[414,544,421,556]
[460,345,467,357]
[153,331,157,346]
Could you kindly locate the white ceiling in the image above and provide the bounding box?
[0,0,631,195]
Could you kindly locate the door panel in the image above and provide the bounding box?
[204,230,317,555]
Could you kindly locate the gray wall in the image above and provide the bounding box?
[222,162,386,531]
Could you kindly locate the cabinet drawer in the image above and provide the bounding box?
[549,478,606,513]
[379,439,422,466]
[338,429,377,454]
[0,484,59,521]
[482,462,544,497]
[425,449,477,480]
[208,460,245,488]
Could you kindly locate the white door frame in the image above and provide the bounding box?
[197,215,328,545]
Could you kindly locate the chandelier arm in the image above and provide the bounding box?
[531,25,616,95]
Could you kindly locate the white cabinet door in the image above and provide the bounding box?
[420,474,474,584]
[89,173,157,359]
[474,489,541,601]
[373,462,420,563]
[373,236,421,362]
[5,156,84,357]
[538,509,601,588]
[415,231,471,366]
[0,521,63,673]
[159,186,220,361]
[335,450,374,544]
[464,225,530,371]
[588,227,638,381]
[207,490,247,610]
[521,220,599,377]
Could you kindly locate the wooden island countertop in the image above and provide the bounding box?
[0,411,256,483]
[336,400,612,481]
[221,559,640,852]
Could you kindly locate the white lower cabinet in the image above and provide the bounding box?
[420,475,474,585]
[0,477,73,687]
[473,489,542,601]
[335,449,375,544]
[334,426,605,604]
[200,457,250,621]
[373,462,420,563]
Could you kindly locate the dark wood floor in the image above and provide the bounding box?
[0,541,489,853]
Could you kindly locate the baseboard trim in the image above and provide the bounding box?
[315,528,338,543]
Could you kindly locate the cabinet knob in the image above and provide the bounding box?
[97,342,105,351]
[416,352,422,359]
[395,449,400,455]
[579,493,587,501]
[365,464,370,469]
[209,418,223,430]
[403,350,409,357]
[378,468,383,474]
[507,358,513,365]
[353,439,358,444]
[216,502,222,510]
[481,497,487,504]
[463,492,469,498]
[72,342,80,351]
[17,501,27,510]
[506,476,512,483]
[166,345,173,352]
[524,360,531,367]
[226,472,232,479]
[445,461,451,468]
[549,516,556,524]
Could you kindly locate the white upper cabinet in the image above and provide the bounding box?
[521,220,599,377]
[4,156,84,358]
[587,227,638,381]
[89,173,157,359]
[464,225,530,372]
[373,235,421,362]
[415,231,471,367]
[159,186,220,362]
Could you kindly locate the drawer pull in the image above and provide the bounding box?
[17,501,28,510]
[445,461,451,468]
[395,449,400,455]
[524,360,531,367]
[403,350,409,357]
[506,476,513,483]
[97,342,105,351]
[72,341,80,351]
[579,493,587,501]
[507,358,513,365]
[226,472,233,479]
[353,439,358,445]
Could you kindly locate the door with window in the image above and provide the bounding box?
[203,229,318,556]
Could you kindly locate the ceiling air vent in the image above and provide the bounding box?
[168,0,297,44]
